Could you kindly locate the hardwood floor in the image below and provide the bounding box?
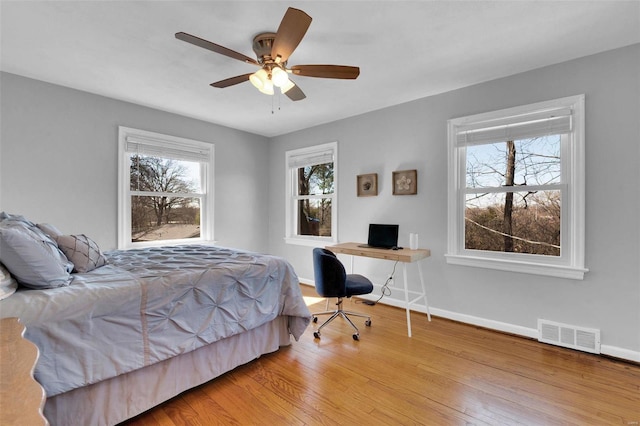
[122,284,640,425]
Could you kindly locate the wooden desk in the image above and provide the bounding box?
[0,317,49,426]
[326,242,431,337]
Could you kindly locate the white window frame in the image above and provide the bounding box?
[285,142,338,247]
[446,95,587,279]
[117,126,214,250]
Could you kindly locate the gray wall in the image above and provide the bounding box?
[0,72,271,253]
[268,44,640,358]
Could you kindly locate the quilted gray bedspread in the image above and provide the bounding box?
[0,245,311,397]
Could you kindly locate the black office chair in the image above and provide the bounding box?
[311,248,374,340]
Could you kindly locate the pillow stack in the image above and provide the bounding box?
[0,212,107,291]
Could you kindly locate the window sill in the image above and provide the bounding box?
[445,254,588,280]
[285,237,336,248]
[122,239,217,250]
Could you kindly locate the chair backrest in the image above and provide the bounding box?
[312,248,347,298]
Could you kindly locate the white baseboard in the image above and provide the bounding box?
[429,307,539,339]
[429,307,639,362]
[600,345,640,363]
[299,280,640,363]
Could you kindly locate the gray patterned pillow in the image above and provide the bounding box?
[55,234,107,273]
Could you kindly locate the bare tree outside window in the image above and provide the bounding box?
[297,163,334,237]
[130,154,202,242]
[465,136,562,256]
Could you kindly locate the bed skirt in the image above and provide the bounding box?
[44,316,291,426]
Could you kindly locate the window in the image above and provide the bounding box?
[118,127,214,249]
[446,95,587,279]
[285,142,337,246]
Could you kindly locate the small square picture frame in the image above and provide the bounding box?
[357,173,378,197]
[393,169,417,195]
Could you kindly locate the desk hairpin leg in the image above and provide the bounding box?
[402,264,413,337]
[417,261,431,322]
[402,261,431,337]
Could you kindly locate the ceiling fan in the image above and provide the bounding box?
[175,7,360,101]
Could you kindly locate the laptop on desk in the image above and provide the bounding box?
[358,224,399,249]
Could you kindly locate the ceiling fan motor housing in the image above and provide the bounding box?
[252,32,278,64]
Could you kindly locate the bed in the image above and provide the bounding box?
[0,214,311,426]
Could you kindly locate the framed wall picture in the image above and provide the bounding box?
[357,173,378,197]
[393,169,417,195]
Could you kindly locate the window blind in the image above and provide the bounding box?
[288,148,334,168]
[125,135,211,163]
[456,107,573,146]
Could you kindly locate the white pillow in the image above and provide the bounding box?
[36,222,64,239]
[0,264,18,300]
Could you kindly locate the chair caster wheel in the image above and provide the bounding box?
[365,319,372,326]
[313,331,321,339]
[352,334,360,341]
[312,316,318,323]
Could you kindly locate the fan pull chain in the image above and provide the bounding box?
[271,92,283,115]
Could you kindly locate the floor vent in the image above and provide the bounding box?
[537,319,601,354]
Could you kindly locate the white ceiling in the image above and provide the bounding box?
[1,1,639,137]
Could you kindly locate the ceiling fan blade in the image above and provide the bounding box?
[290,65,360,79]
[283,83,306,101]
[210,73,252,88]
[176,32,259,65]
[271,8,312,63]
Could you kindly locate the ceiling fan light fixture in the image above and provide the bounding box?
[258,79,274,95]
[249,68,269,90]
[271,66,289,87]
